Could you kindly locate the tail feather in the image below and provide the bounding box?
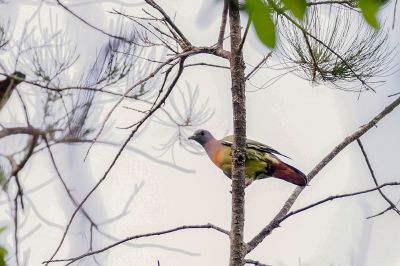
[272,161,307,186]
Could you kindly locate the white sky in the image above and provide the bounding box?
[1,0,400,266]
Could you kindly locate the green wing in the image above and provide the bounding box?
[221,135,291,159]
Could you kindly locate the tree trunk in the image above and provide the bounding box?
[228,0,247,265]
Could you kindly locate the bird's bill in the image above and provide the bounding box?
[188,135,195,141]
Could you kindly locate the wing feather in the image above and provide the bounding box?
[221,135,291,159]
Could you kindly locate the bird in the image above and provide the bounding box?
[189,129,307,187]
[0,71,26,111]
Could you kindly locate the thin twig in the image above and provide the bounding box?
[238,17,251,54]
[246,96,400,254]
[245,52,273,80]
[272,1,376,92]
[184,62,230,69]
[357,139,400,216]
[55,0,135,44]
[217,0,229,48]
[9,135,38,178]
[86,46,229,159]
[282,182,400,221]
[0,75,142,99]
[84,54,180,159]
[43,58,187,265]
[388,92,400,97]
[43,223,228,264]
[43,136,99,227]
[244,258,270,266]
[393,0,399,29]
[13,195,20,266]
[32,138,194,173]
[144,0,191,48]
[302,31,323,81]
[367,205,393,219]
[15,89,31,126]
[0,127,49,139]
[306,0,356,7]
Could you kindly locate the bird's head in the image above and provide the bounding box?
[188,129,214,146]
[10,71,26,84]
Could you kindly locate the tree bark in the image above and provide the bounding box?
[228,0,247,265]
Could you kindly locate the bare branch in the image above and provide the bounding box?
[282,182,400,221]
[10,135,38,177]
[244,258,270,266]
[393,0,399,28]
[388,92,400,97]
[306,0,357,8]
[357,139,400,216]
[13,195,20,266]
[32,138,195,173]
[184,62,230,70]
[144,0,191,48]
[367,205,396,219]
[84,54,179,157]
[245,52,273,80]
[43,223,229,265]
[302,31,323,81]
[246,95,400,254]
[217,0,229,48]
[43,136,98,226]
[15,89,31,126]
[86,46,229,159]
[0,127,48,139]
[44,58,187,265]
[238,17,251,54]
[55,0,136,44]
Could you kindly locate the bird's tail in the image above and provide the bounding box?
[272,161,307,186]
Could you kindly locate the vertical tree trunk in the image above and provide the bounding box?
[228,0,247,265]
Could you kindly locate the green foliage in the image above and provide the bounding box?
[0,247,6,266]
[240,0,386,50]
[281,0,306,19]
[358,0,382,28]
[243,0,276,48]
[278,7,394,91]
[0,227,7,266]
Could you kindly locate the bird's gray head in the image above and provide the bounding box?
[10,71,26,84]
[188,129,214,146]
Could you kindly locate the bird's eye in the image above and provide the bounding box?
[200,131,205,136]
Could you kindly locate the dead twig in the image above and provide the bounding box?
[217,0,229,48]
[44,58,187,266]
[43,223,228,264]
[246,96,400,254]
[357,139,400,217]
